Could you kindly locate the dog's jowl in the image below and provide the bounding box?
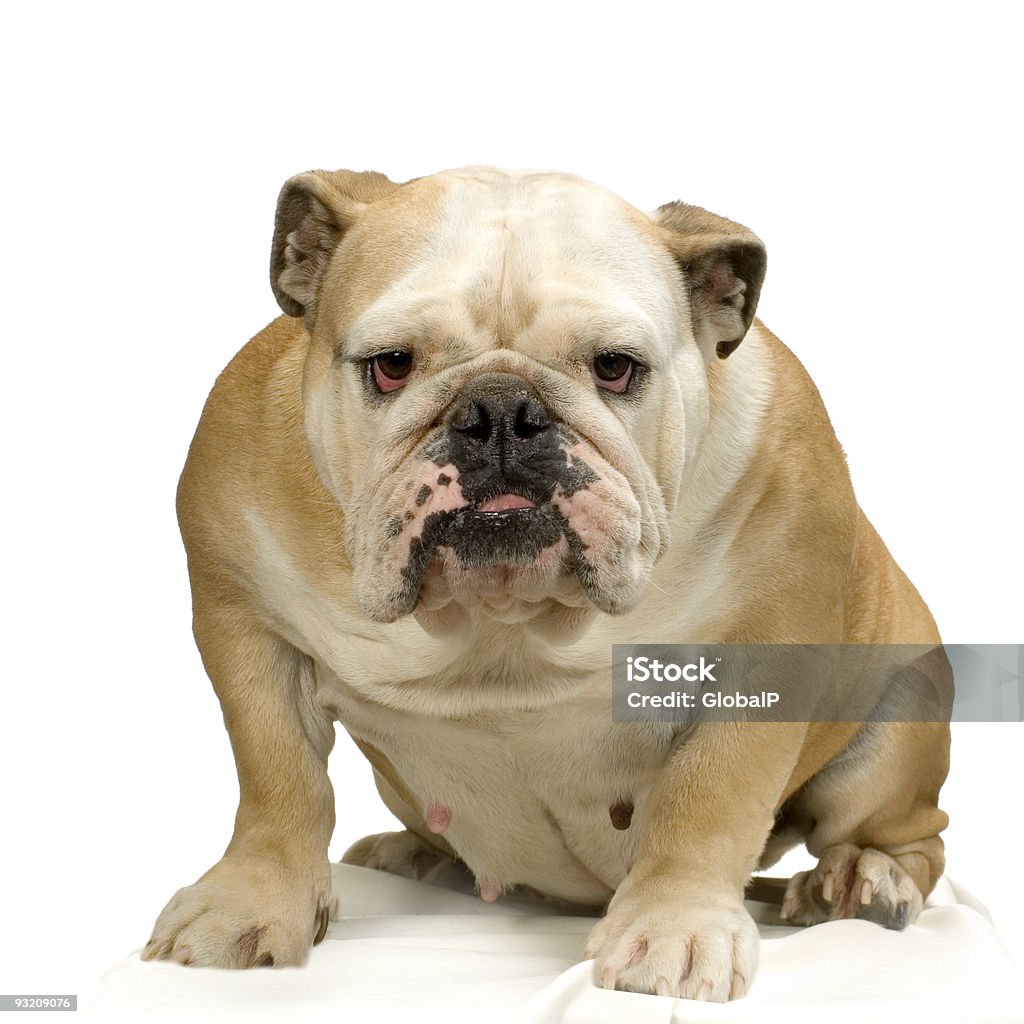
[144,167,949,1001]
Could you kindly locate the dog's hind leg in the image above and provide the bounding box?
[778,719,949,929]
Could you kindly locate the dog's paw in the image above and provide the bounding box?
[142,854,333,968]
[583,881,758,1001]
[781,843,923,929]
[342,830,473,889]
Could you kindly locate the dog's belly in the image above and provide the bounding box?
[319,666,679,905]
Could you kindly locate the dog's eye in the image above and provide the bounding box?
[371,351,413,392]
[592,352,635,394]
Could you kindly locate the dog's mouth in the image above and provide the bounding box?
[358,431,652,625]
[446,495,557,569]
[399,490,580,610]
[474,493,537,513]
[410,503,586,628]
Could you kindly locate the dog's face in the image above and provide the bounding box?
[270,168,765,635]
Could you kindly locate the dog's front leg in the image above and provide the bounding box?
[585,722,805,1001]
[143,595,335,967]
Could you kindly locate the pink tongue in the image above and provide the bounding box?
[477,493,536,512]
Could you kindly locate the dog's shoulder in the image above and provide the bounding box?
[176,316,347,598]
[187,315,307,443]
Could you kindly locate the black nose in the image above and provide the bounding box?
[448,373,553,472]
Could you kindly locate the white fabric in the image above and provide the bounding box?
[82,864,1022,1023]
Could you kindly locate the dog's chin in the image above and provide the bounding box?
[407,537,647,644]
[417,539,584,613]
[405,508,574,621]
[356,498,651,633]
[410,552,600,641]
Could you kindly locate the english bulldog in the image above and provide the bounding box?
[142,166,950,1001]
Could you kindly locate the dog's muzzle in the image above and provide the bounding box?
[367,370,635,624]
[440,373,567,564]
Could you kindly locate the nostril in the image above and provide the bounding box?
[449,382,552,450]
[514,399,550,440]
[453,401,491,443]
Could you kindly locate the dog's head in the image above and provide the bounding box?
[270,167,765,636]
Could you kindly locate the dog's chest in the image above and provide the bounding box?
[320,665,678,905]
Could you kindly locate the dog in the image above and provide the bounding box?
[142,166,950,1001]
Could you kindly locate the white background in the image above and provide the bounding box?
[1,0,1021,1007]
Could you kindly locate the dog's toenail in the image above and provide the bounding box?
[313,905,330,945]
[478,877,501,902]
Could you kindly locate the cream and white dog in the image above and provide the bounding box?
[142,166,950,1001]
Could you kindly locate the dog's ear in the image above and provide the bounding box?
[655,202,766,359]
[271,169,400,319]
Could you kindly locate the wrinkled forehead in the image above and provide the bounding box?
[324,168,683,356]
